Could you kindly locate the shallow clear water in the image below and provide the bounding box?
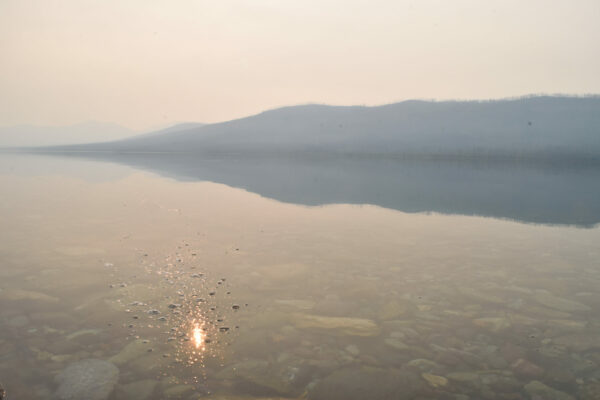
[1,154,599,400]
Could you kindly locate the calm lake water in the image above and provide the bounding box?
[1,153,599,400]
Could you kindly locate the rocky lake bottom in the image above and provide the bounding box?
[1,154,599,400]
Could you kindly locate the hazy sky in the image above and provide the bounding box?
[1,0,599,130]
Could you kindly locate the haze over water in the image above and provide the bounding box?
[2,1,600,399]
[1,153,600,399]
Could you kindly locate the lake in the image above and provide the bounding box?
[1,153,599,400]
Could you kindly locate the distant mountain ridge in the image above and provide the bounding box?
[126,122,206,140]
[47,96,600,157]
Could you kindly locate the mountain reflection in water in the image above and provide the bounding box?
[49,152,600,227]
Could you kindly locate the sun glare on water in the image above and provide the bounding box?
[193,322,203,349]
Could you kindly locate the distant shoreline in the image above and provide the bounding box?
[4,148,600,170]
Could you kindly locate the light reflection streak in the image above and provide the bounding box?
[193,320,204,349]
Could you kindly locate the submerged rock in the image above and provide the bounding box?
[446,372,480,383]
[217,359,311,396]
[553,334,600,352]
[579,382,600,400]
[547,319,587,331]
[377,300,412,320]
[405,359,441,373]
[66,329,103,340]
[384,338,409,351]
[163,384,195,399]
[108,339,152,365]
[458,287,504,304]
[511,358,544,378]
[0,289,59,303]
[115,380,157,400]
[292,314,380,337]
[345,344,360,356]
[275,299,315,310]
[524,380,574,400]
[129,352,172,375]
[310,367,419,400]
[472,317,511,332]
[533,292,591,312]
[7,315,30,327]
[421,373,448,388]
[55,359,119,400]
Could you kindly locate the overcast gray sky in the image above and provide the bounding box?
[1,0,599,130]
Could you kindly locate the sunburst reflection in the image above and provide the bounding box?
[192,321,204,350]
